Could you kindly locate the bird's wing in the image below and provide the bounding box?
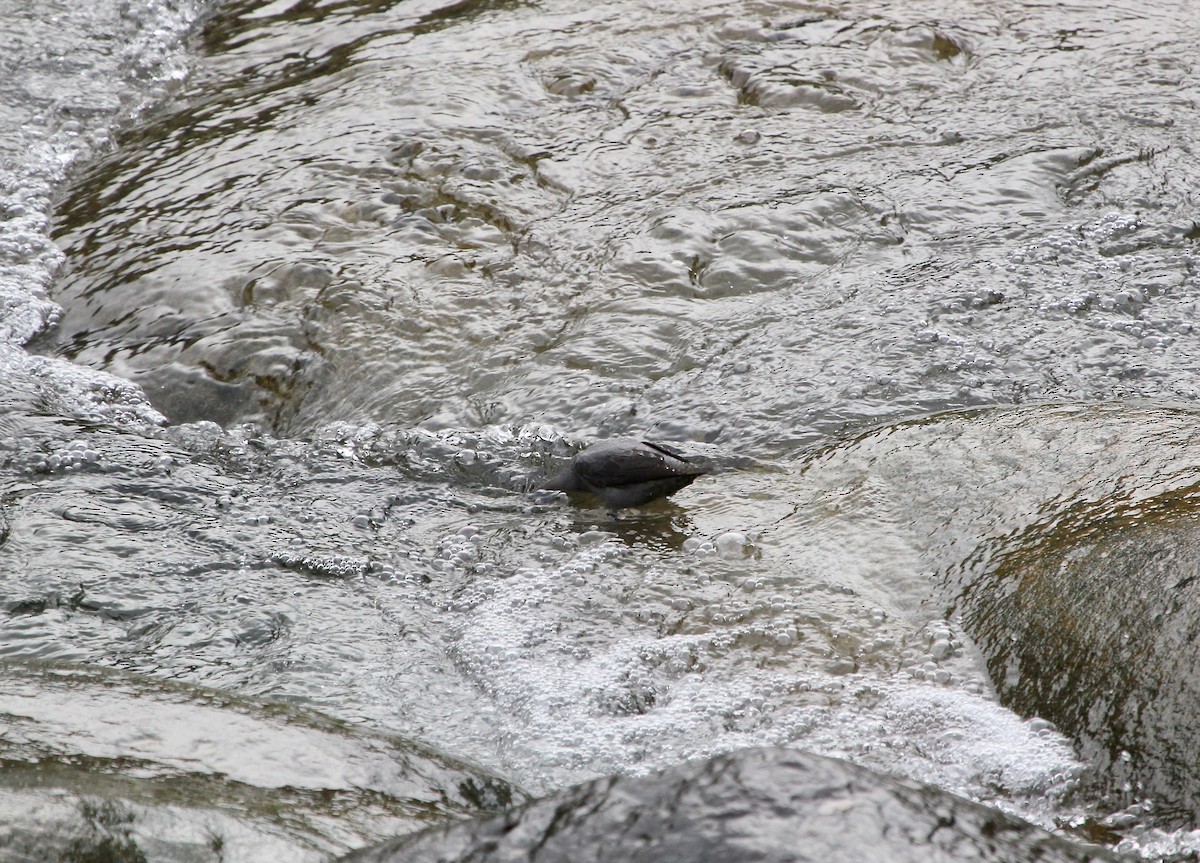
[574,441,709,489]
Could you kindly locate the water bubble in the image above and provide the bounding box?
[715,531,751,558]
[1028,717,1056,734]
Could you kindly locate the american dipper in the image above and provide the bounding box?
[540,438,712,509]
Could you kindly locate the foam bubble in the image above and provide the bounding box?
[0,345,165,432]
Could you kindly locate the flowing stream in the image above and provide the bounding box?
[3,0,1200,859]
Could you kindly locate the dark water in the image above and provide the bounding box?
[3,0,1200,859]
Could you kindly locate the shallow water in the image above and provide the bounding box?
[4,0,1200,858]
[39,0,1200,446]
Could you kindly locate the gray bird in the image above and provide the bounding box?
[539,438,713,509]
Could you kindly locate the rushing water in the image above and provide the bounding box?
[3,0,1200,859]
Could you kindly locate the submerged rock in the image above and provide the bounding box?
[338,747,1122,863]
[539,439,713,509]
[964,499,1200,829]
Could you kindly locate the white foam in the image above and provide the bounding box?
[1116,826,1200,861]
[0,0,207,427]
[827,685,1081,808]
[0,344,166,430]
[441,536,1086,822]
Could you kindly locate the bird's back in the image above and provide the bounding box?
[572,439,710,490]
[570,439,712,508]
[540,438,713,508]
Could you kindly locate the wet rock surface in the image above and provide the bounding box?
[339,747,1123,863]
[0,662,521,863]
[965,500,1200,829]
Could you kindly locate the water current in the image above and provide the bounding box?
[3,0,1200,859]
